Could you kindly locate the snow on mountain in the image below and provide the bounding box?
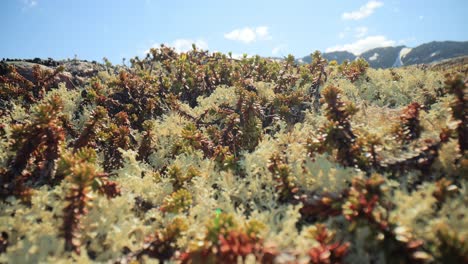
[369,53,379,61]
[393,47,412,67]
[430,51,440,57]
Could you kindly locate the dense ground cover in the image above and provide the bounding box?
[0,46,466,263]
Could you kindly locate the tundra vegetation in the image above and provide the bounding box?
[0,45,466,263]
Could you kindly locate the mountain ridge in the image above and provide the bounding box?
[301,40,468,68]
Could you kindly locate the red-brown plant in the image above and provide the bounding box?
[307,224,350,264]
[393,102,422,143]
[0,95,64,200]
[308,85,363,167]
[60,147,120,254]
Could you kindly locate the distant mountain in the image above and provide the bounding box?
[360,46,405,68]
[300,41,468,69]
[401,41,468,65]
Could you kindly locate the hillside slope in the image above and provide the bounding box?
[300,40,468,68]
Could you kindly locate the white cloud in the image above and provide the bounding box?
[419,15,424,20]
[272,44,287,56]
[342,1,383,20]
[326,35,396,55]
[355,27,368,38]
[255,26,271,39]
[145,38,208,54]
[224,26,271,44]
[224,28,255,43]
[171,39,208,52]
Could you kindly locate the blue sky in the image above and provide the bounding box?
[1,0,467,63]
